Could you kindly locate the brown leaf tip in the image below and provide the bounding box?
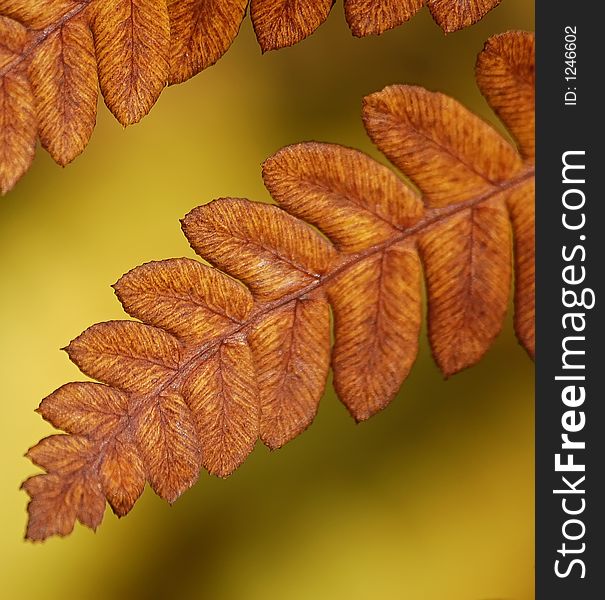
[427,0,502,34]
[251,0,335,53]
[345,0,424,38]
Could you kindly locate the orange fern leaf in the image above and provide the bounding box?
[1,0,502,194]
[22,31,534,541]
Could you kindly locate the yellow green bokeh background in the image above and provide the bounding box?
[1,2,534,598]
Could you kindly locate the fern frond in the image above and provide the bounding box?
[22,31,534,541]
[0,0,502,194]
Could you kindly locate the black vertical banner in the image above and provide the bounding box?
[536,2,604,598]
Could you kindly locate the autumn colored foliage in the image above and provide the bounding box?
[21,31,535,541]
[0,0,502,194]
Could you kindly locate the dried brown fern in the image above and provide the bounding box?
[0,0,502,195]
[22,30,534,541]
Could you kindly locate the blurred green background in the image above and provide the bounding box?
[0,2,534,599]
